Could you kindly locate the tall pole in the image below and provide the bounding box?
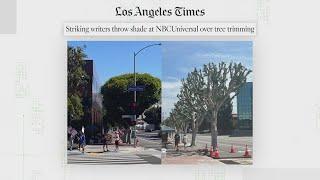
[134,53,136,103]
[133,52,137,147]
[132,43,161,147]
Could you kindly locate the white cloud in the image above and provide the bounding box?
[162,80,182,118]
[194,52,250,62]
[165,76,179,81]
[162,81,181,89]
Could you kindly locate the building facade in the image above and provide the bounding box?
[237,82,253,131]
[92,93,103,127]
[83,60,103,142]
[83,60,93,125]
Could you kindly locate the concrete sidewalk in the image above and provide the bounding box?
[162,143,252,165]
[179,144,251,158]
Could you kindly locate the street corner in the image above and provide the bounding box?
[118,145,145,153]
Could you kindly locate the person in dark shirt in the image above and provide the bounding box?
[174,133,180,151]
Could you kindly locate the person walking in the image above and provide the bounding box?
[182,134,188,150]
[102,133,110,152]
[114,131,120,152]
[127,128,132,144]
[174,133,180,151]
[69,128,78,151]
[79,132,86,153]
[161,132,168,148]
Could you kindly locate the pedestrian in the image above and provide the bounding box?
[161,132,168,148]
[174,133,180,151]
[70,134,74,151]
[182,134,188,150]
[127,128,132,144]
[102,133,110,152]
[79,132,86,153]
[67,126,72,150]
[69,128,78,151]
[114,131,120,152]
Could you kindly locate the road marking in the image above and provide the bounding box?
[68,153,151,165]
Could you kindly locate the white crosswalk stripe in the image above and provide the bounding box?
[68,152,150,165]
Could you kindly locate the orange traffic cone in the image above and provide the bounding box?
[230,144,236,153]
[210,146,214,158]
[243,145,251,157]
[213,146,220,159]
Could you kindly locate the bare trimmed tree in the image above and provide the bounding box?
[178,68,208,146]
[202,62,251,149]
[165,62,251,150]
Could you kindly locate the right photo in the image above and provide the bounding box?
[161,41,253,165]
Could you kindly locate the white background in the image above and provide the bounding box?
[1,0,320,179]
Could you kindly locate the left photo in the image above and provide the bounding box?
[67,41,162,165]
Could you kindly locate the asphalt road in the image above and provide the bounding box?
[135,130,253,158]
[67,144,161,165]
[68,150,161,165]
[67,130,163,165]
[136,130,162,150]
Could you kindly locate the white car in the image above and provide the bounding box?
[136,124,144,130]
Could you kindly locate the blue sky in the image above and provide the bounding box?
[161,41,253,118]
[68,41,252,118]
[68,41,162,92]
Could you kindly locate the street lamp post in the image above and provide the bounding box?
[133,43,161,147]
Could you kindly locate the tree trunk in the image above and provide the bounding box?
[184,123,188,134]
[211,110,218,150]
[191,120,198,146]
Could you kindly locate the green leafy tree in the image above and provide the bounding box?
[67,46,88,96]
[68,95,84,129]
[67,46,89,128]
[143,104,161,130]
[101,73,161,128]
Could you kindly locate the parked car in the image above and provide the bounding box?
[136,121,145,130]
[136,124,144,130]
[145,124,155,132]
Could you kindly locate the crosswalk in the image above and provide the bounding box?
[68,151,155,165]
